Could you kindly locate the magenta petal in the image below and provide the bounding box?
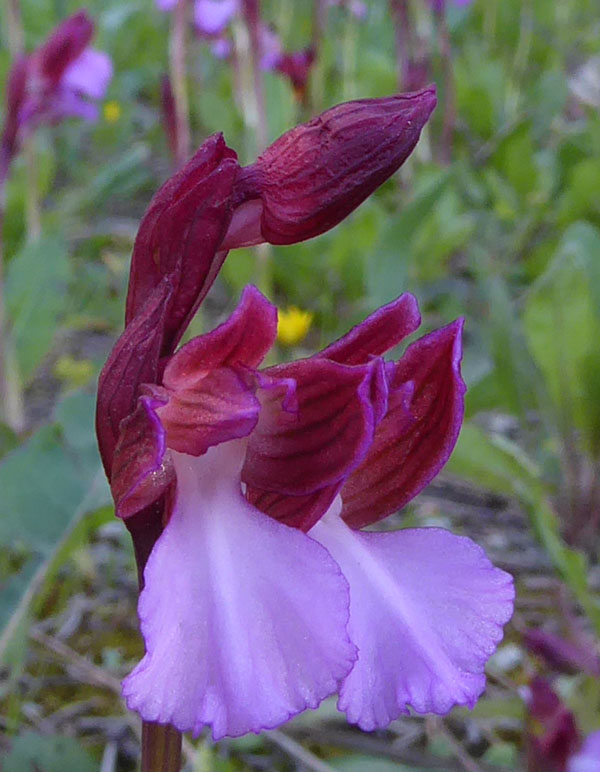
[61,48,113,100]
[310,505,514,730]
[247,482,342,532]
[36,11,94,86]
[242,358,383,497]
[317,293,421,365]
[123,444,356,740]
[194,0,238,36]
[96,280,171,475]
[342,320,465,528]
[158,367,260,455]
[111,392,174,519]
[568,732,600,772]
[232,88,437,245]
[162,286,277,389]
[125,134,240,355]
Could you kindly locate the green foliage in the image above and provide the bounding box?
[5,235,69,382]
[3,732,98,772]
[524,222,600,456]
[0,392,110,661]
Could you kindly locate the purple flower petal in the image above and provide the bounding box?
[231,87,437,245]
[158,368,261,455]
[125,133,240,354]
[123,443,356,739]
[242,357,384,499]
[342,319,465,528]
[96,280,172,475]
[162,285,277,387]
[317,293,421,366]
[310,502,514,730]
[568,732,600,772]
[194,0,238,36]
[36,10,93,87]
[156,0,179,10]
[61,48,113,100]
[111,392,174,519]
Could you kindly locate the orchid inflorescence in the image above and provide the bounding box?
[96,86,514,740]
[0,11,112,183]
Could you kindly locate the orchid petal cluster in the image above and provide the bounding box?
[0,10,112,178]
[96,88,513,740]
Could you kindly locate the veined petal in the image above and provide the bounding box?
[247,482,342,532]
[125,134,239,355]
[342,319,465,528]
[243,357,384,497]
[310,500,514,730]
[96,279,171,475]
[163,285,277,389]
[123,443,356,739]
[231,88,437,245]
[157,367,260,455]
[317,293,421,365]
[111,391,174,519]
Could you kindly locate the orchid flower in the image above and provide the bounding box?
[110,286,513,738]
[0,10,112,178]
[96,87,512,741]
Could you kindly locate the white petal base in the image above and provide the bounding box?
[310,499,514,731]
[123,443,356,739]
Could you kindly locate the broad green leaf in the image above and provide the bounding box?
[367,169,453,306]
[3,731,98,772]
[448,423,600,633]
[0,391,110,661]
[5,235,69,382]
[493,122,538,198]
[523,222,600,455]
[446,423,542,498]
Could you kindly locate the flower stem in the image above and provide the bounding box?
[433,6,455,164]
[141,721,182,772]
[24,138,41,241]
[239,0,274,298]
[390,0,412,91]
[169,0,192,167]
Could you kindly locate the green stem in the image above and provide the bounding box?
[24,138,41,241]
[169,0,192,167]
[141,722,182,772]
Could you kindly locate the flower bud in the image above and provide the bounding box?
[223,86,436,248]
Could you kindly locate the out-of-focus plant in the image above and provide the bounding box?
[0,10,111,432]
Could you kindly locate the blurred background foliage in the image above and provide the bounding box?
[1,0,599,769]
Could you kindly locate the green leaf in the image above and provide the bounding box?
[446,423,542,498]
[5,235,69,382]
[0,423,19,459]
[447,423,600,634]
[329,757,425,772]
[3,731,98,772]
[0,391,110,661]
[523,222,600,455]
[367,169,453,306]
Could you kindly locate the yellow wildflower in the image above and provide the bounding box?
[277,306,313,346]
[53,356,94,388]
[103,100,121,124]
